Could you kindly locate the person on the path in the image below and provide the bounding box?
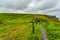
[37,19,40,24]
[35,19,40,24]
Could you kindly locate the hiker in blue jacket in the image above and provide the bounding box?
[35,19,40,24]
[37,19,40,24]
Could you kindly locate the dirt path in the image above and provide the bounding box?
[40,25,48,40]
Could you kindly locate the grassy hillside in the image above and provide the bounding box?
[0,13,60,40]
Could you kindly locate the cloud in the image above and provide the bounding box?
[0,0,59,12]
[0,0,32,10]
[25,0,58,12]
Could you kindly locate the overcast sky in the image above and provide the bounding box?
[0,0,60,19]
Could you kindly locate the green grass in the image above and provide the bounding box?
[0,13,60,40]
[41,21,60,40]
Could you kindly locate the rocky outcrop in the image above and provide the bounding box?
[43,15,58,20]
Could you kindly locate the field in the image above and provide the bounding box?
[41,21,60,40]
[0,13,60,40]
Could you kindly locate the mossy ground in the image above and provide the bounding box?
[0,13,60,40]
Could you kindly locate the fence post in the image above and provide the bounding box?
[32,22,34,34]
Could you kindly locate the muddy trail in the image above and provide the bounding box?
[40,25,48,40]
